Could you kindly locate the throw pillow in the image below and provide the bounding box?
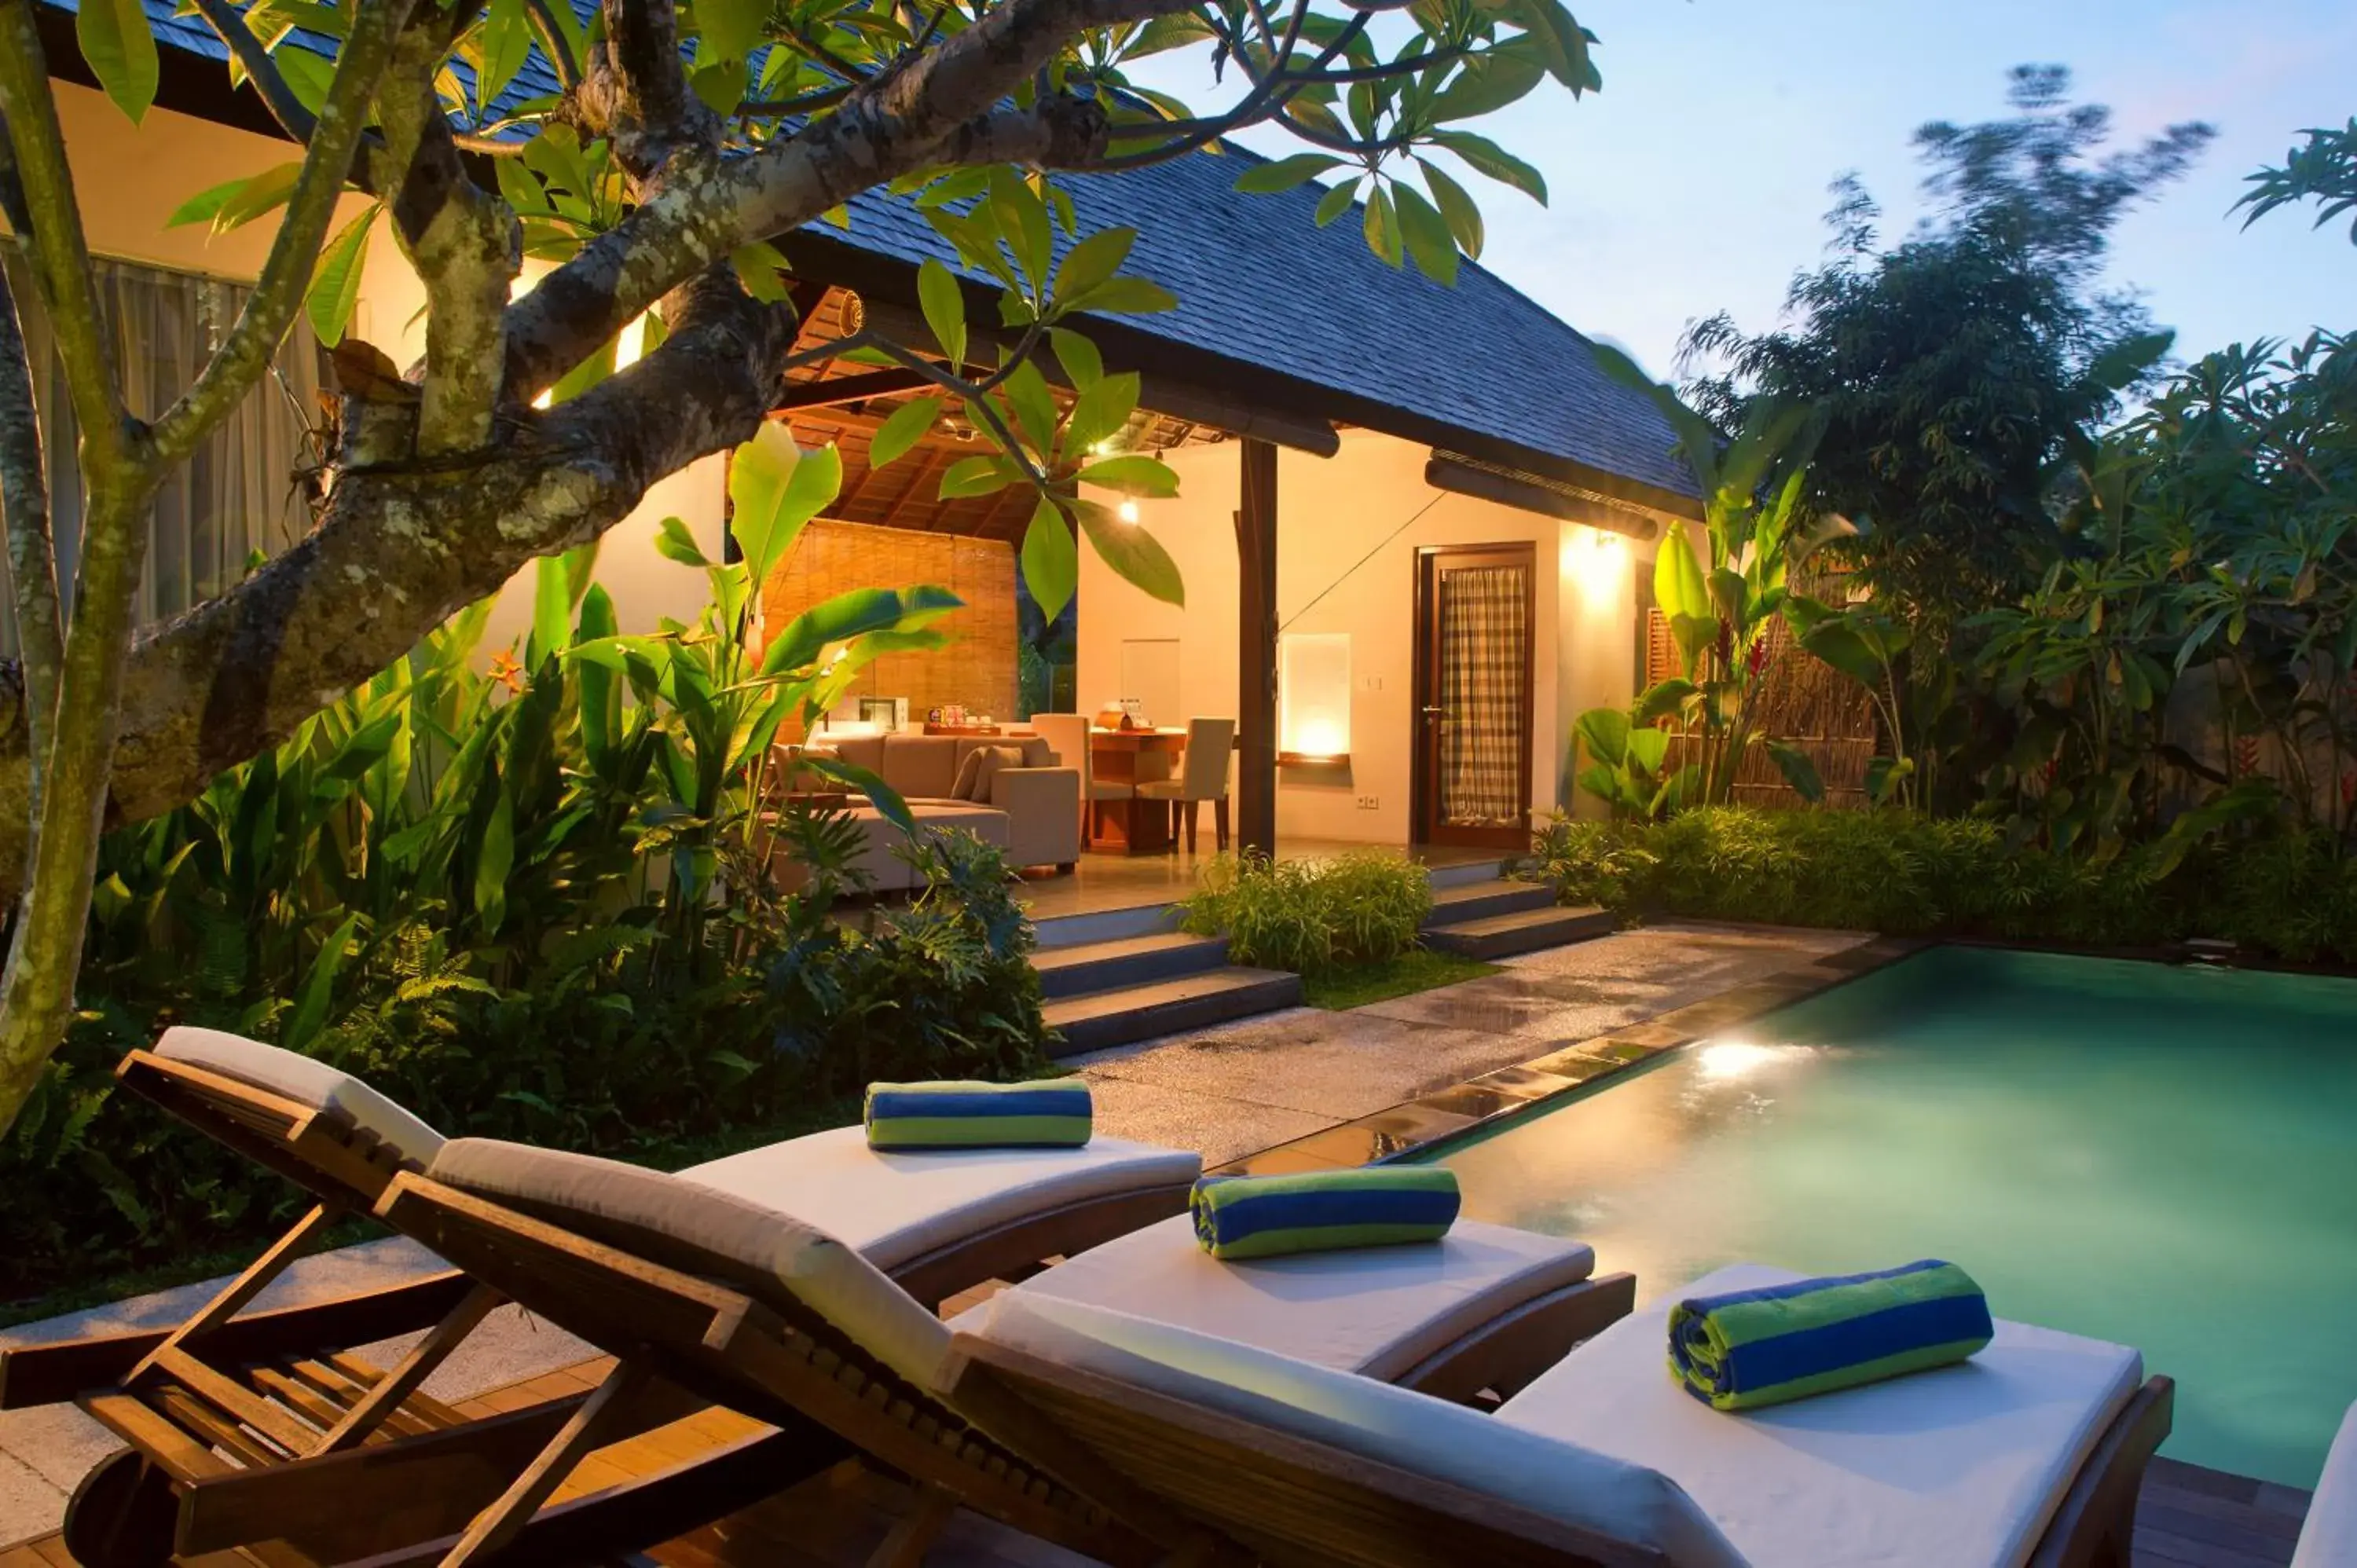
[954,745,1028,802]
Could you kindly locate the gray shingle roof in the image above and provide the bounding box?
[67,0,1698,501]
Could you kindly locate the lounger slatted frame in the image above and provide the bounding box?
[941,1332,2179,1568]
[3,1049,1193,1568]
[376,1171,1215,1568]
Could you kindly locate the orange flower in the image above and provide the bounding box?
[489,650,526,694]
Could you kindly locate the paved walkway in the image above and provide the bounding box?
[1072,920,1871,1164]
[0,919,1861,1548]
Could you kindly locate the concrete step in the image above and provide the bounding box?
[1034,931,1230,999]
[1031,900,1181,950]
[1422,877,1557,926]
[1424,858,1512,891]
[1422,903,1616,961]
[1043,968,1304,1057]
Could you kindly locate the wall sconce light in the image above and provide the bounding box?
[1562,526,1628,610]
[1116,500,1141,524]
[1277,631,1351,766]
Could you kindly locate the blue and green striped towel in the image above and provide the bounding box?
[1190,1167,1460,1261]
[863,1080,1091,1151]
[1667,1259,1995,1412]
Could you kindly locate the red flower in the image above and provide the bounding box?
[1746,637,1768,677]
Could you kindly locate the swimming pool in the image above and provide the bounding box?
[1432,944,2357,1487]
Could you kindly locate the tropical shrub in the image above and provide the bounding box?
[1522,809,2357,962]
[1180,852,1432,976]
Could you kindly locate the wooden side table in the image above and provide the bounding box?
[1087,728,1187,855]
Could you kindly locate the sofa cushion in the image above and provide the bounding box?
[827,734,885,778]
[156,1027,445,1170]
[960,1291,1746,1567]
[680,1125,1200,1272]
[428,1138,954,1388]
[882,735,959,800]
[985,1213,1594,1382]
[1495,1262,2142,1568]
[953,745,1028,803]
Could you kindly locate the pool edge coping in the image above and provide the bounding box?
[1204,932,1933,1177]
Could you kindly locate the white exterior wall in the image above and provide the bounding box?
[1078,428,1650,844]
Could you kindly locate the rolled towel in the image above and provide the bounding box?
[1191,1167,1461,1261]
[1668,1258,1994,1412]
[863,1079,1091,1150]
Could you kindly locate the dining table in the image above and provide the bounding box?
[1086,727,1189,855]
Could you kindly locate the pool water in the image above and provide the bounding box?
[1433,945,2357,1487]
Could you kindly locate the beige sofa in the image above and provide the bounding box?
[776,733,1080,892]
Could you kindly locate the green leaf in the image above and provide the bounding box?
[1864,755,1915,807]
[1575,706,1630,768]
[989,170,1055,294]
[275,49,337,117]
[1363,185,1404,268]
[867,396,941,471]
[938,455,1020,499]
[1428,40,1545,123]
[917,258,967,368]
[1312,179,1360,229]
[280,914,361,1054]
[1431,130,1549,205]
[690,57,750,116]
[1076,501,1183,607]
[166,166,295,229]
[1059,277,1178,316]
[1078,456,1178,497]
[1632,677,1696,724]
[654,515,709,569]
[1233,154,1344,194]
[78,0,159,122]
[477,0,533,109]
[761,586,964,678]
[1798,621,1885,691]
[730,240,793,302]
[1002,360,1059,456]
[1051,228,1136,307]
[1049,328,1104,388]
[304,203,376,346]
[1021,501,1080,621]
[531,555,572,662]
[475,793,515,934]
[1765,740,1826,804]
[1653,526,1711,627]
[1062,372,1140,456]
[1625,726,1670,773]
[697,0,769,61]
[1420,161,1484,260]
[730,424,839,582]
[1391,181,1460,284]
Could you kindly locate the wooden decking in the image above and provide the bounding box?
[0,1353,2312,1568]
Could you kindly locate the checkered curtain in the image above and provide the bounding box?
[1438,563,1528,826]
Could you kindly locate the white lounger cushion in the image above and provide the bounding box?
[679,1126,1200,1272]
[429,1138,954,1389]
[980,1214,1594,1381]
[1496,1263,2142,1568]
[962,1289,1749,1568]
[2293,1401,2357,1568]
[156,1026,445,1169]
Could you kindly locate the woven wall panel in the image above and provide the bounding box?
[763,518,1017,735]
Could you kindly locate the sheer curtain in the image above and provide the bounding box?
[0,251,324,652]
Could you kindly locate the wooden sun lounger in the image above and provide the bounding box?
[2,1050,1193,1568]
[939,1330,2178,1568]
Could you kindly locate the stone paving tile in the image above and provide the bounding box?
[1073,1012,1547,1120]
[0,1449,62,1552]
[1079,1072,1338,1168]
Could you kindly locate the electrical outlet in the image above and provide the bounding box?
[1354,794,1380,811]
[1363,674,1384,691]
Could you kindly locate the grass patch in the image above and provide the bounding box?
[0,1094,864,1333]
[1300,948,1500,1010]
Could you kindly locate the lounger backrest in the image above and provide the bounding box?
[155,1026,446,1170]
[959,1291,1750,1568]
[427,1138,954,1389]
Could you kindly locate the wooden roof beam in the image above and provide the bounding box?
[770,368,935,413]
[1424,454,1661,540]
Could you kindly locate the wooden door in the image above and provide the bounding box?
[1413,544,1537,848]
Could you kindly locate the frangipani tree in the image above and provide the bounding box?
[0,0,1593,1130]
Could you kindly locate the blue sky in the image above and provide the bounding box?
[1132,0,2354,380]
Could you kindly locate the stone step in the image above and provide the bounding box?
[1030,901,1181,950]
[1043,968,1304,1057]
[1422,903,1616,961]
[1422,877,1557,926]
[1424,857,1513,891]
[1033,931,1231,999]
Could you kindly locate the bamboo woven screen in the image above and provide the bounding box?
[762,519,1018,737]
[1643,563,1880,808]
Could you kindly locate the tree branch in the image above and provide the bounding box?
[189,0,398,194]
[152,0,414,465]
[0,0,133,466]
[376,16,519,456]
[0,259,59,811]
[583,0,720,183]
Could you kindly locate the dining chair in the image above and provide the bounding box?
[1031,713,1130,843]
[1136,717,1236,855]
